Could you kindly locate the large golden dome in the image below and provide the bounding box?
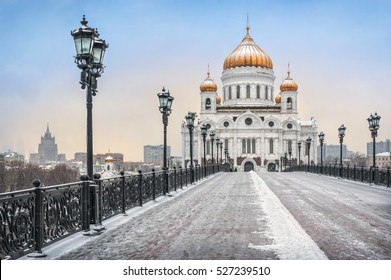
[200,71,217,92]
[223,26,273,70]
[280,66,298,92]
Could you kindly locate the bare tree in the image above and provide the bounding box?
[0,162,80,193]
[349,152,367,167]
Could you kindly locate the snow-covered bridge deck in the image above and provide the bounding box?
[21,172,391,260]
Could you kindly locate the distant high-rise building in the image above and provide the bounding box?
[144,145,171,166]
[30,125,58,164]
[317,143,352,163]
[367,139,390,155]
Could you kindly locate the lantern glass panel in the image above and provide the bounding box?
[74,38,82,55]
[81,37,94,55]
[367,116,373,127]
[93,46,103,64]
[374,115,380,126]
[186,115,192,126]
[167,96,173,110]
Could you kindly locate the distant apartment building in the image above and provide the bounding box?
[1,150,25,163]
[57,154,67,162]
[317,144,352,163]
[367,152,391,169]
[169,156,182,168]
[367,139,391,155]
[74,152,87,164]
[144,145,171,166]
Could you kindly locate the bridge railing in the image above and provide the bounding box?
[284,164,390,188]
[0,164,225,260]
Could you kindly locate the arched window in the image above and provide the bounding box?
[229,86,232,100]
[288,140,292,150]
[236,85,240,99]
[265,86,269,100]
[246,85,250,98]
[287,97,292,109]
[247,139,251,153]
[271,88,274,101]
[223,87,226,101]
[224,139,228,148]
[252,139,256,153]
[269,139,274,154]
[205,98,211,109]
[206,140,210,155]
[242,139,246,154]
[256,85,260,98]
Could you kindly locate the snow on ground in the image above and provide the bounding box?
[249,171,328,260]
[52,172,279,260]
[21,172,328,260]
[259,172,391,260]
[20,171,389,260]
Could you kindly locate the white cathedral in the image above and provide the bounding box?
[181,25,318,172]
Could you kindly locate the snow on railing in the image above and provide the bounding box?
[284,164,390,188]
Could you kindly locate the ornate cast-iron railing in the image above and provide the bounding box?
[0,164,226,259]
[284,164,390,188]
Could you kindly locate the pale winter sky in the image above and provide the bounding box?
[0,0,390,161]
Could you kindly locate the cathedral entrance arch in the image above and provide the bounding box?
[267,163,277,172]
[244,161,254,172]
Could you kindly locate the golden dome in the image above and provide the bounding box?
[105,156,114,163]
[216,95,221,104]
[275,94,281,104]
[280,65,298,92]
[223,26,273,70]
[200,71,217,92]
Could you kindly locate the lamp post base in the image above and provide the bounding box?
[27,251,47,258]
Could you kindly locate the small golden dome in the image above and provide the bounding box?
[200,71,217,92]
[105,156,114,163]
[280,65,298,92]
[216,95,221,104]
[223,25,273,70]
[275,95,281,104]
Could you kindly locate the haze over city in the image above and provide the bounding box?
[1,0,390,162]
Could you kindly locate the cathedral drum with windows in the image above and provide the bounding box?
[181,25,318,172]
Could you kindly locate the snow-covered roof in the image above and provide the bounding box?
[299,120,315,127]
[376,152,391,156]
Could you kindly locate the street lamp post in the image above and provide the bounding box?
[185,112,196,183]
[338,124,346,178]
[210,132,215,172]
[157,87,174,194]
[318,132,325,174]
[306,137,311,172]
[71,15,108,179]
[219,141,223,165]
[200,124,208,176]
[367,113,381,183]
[284,152,287,170]
[215,137,220,171]
[298,141,302,170]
